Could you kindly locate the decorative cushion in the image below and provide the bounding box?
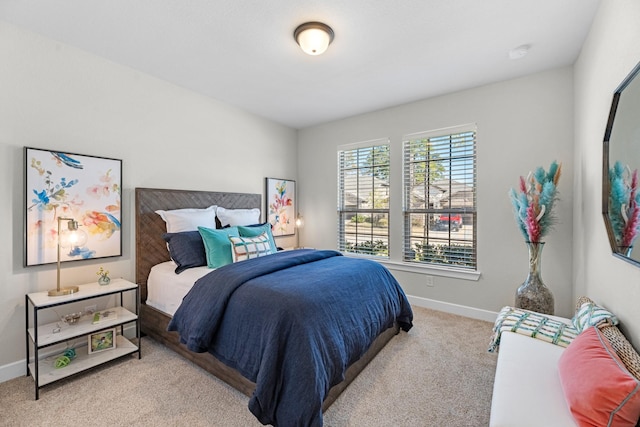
[558,326,640,427]
[229,232,274,262]
[155,205,217,233]
[488,306,578,353]
[216,206,260,227]
[162,231,206,274]
[198,226,239,268]
[572,300,619,332]
[238,223,277,254]
[573,297,640,380]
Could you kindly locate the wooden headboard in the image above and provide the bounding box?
[135,187,262,302]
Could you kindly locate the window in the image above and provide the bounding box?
[403,125,477,269]
[337,139,390,257]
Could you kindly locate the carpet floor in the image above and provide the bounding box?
[0,306,497,426]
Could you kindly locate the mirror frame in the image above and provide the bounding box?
[602,60,640,267]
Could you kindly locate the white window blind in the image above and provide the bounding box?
[337,139,390,257]
[403,126,477,269]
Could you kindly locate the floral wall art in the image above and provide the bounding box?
[266,177,296,237]
[24,147,122,266]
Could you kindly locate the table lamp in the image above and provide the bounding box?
[49,217,87,296]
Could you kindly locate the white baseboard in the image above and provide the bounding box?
[0,359,26,384]
[407,295,498,323]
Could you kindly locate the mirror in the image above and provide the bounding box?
[603,60,640,266]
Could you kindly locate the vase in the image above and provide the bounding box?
[98,276,110,286]
[515,242,554,315]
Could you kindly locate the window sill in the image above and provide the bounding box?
[379,260,481,281]
[341,252,481,281]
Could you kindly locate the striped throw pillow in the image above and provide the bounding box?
[572,301,619,332]
[229,232,274,262]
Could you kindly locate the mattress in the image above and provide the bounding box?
[146,261,212,316]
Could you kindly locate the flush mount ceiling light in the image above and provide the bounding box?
[294,21,334,56]
[509,44,530,60]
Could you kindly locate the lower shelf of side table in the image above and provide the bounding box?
[28,335,138,387]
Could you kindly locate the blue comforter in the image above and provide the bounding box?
[167,249,413,426]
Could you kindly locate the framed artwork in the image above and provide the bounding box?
[265,177,296,237]
[24,147,122,266]
[88,329,116,354]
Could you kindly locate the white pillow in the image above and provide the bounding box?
[216,206,261,227]
[155,205,217,233]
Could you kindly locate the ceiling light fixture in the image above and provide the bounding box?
[294,22,334,56]
[509,44,530,60]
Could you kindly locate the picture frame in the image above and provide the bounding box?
[88,329,116,354]
[24,147,122,267]
[265,177,296,237]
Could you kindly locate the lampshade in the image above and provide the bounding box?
[294,22,334,56]
[295,213,304,228]
[49,217,87,296]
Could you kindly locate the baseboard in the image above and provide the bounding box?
[0,359,26,384]
[407,295,498,323]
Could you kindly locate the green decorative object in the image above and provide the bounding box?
[54,348,76,369]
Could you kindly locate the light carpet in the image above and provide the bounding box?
[0,306,497,426]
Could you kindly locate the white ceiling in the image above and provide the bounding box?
[1,0,600,129]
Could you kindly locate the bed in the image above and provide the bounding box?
[135,187,413,426]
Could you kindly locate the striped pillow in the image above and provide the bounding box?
[229,232,274,262]
[572,301,619,332]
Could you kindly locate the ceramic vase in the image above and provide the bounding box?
[515,242,554,315]
[98,275,111,286]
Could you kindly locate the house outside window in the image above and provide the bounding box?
[337,139,390,257]
[403,125,477,269]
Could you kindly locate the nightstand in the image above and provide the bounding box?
[25,278,141,399]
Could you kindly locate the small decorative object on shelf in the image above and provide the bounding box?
[88,329,116,354]
[609,161,640,256]
[54,348,76,369]
[92,309,117,324]
[509,161,562,315]
[96,267,110,286]
[61,312,83,325]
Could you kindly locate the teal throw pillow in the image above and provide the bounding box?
[198,226,239,268]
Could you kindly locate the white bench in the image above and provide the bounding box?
[489,304,640,427]
[489,314,577,427]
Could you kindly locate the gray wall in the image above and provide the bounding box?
[0,22,297,380]
[573,0,640,349]
[298,67,575,318]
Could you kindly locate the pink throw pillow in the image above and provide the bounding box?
[558,326,640,427]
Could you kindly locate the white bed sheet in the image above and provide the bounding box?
[146,261,212,316]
